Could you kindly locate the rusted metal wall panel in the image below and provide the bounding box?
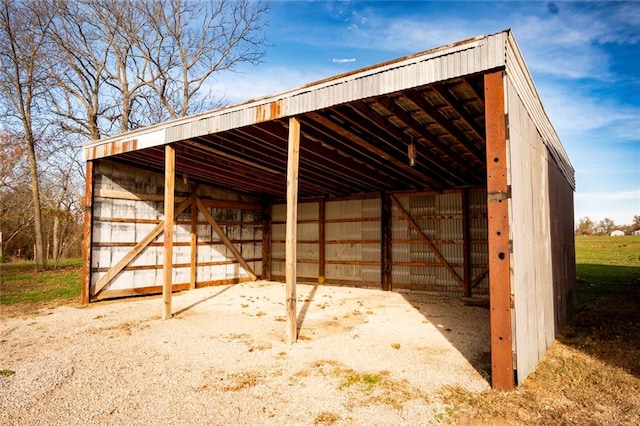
[89,160,262,300]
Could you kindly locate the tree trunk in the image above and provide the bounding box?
[26,138,45,270]
[53,214,59,263]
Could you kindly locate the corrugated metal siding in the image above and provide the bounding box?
[506,77,558,384]
[84,32,508,160]
[90,161,262,299]
[392,191,487,296]
[505,32,575,189]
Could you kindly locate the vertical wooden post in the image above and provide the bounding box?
[189,184,198,290]
[381,192,392,291]
[485,71,514,390]
[285,116,301,344]
[81,160,94,305]
[318,198,325,283]
[163,145,176,320]
[261,202,272,280]
[462,188,472,297]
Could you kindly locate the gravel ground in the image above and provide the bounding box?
[1,282,490,425]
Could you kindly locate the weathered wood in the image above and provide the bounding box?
[286,117,301,344]
[94,276,254,300]
[390,195,465,287]
[190,186,198,290]
[485,70,514,391]
[196,197,257,281]
[262,203,272,280]
[318,198,325,283]
[163,145,176,320]
[95,188,169,202]
[95,187,262,211]
[81,161,94,304]
[462,188,472,297]
[92,258,262,272]
[381,192,392,291]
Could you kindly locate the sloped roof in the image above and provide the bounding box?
[83,30,574,199]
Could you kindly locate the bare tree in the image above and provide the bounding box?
[0,0,55,270]
[139,0,269,119]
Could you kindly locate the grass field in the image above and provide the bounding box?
[1,237,639,424]
[0,258,82,313]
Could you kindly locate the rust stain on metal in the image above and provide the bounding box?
[270,101,282,119]
[255,101,282,123]
[485,70,515,391]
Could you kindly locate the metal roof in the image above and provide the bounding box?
[83,30,574,199]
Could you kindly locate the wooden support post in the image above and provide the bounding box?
[190,184,198,290]
[381,192,392,291]
[163,145,176,320]
[286,116,301,344]
[261,203,272,280]
[318,198,325,283]
[462,188,472,297]
[485,70,515,390]
[81,161,94,305]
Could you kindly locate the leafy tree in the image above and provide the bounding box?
[575,217,594,236]
[594,218,615,236]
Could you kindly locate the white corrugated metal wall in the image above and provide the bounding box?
[506,76,556,384]
[90,160,263,299]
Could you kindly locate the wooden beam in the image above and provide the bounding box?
[163,145,176,320]
[190,185,198,290]
[305,111,441,189]
[91,198,191,296]
[462,188,472,297]
[318,198,325,283]
[286,116,301,344]
[261,203,272,280]
[81,161,94,304]
[390,195,465,287]
[485,70,515,390]
[196,197,257,281]
[381,192,392,291]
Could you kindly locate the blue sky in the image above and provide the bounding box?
[209,1,640,226]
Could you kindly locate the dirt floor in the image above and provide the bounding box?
[0,281,491,425]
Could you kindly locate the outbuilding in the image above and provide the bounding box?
[81,30,576,390]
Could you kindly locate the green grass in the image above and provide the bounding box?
[441,235,640,425]
[0,258,82,306]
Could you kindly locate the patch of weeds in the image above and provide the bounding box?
[312,361,421,409]
[1,369,15,377]
[314,411,340,425]
[221,371,260,391]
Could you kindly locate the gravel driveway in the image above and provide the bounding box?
[1,281,490,425]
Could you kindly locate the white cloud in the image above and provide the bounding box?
[332,58,356,64]
[536,80,640,141]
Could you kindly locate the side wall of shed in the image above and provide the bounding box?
[506,77,576,384]
[88,160,263,301]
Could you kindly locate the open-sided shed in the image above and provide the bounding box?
[81,30,576,390]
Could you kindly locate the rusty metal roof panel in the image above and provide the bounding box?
[83,32,507,161]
